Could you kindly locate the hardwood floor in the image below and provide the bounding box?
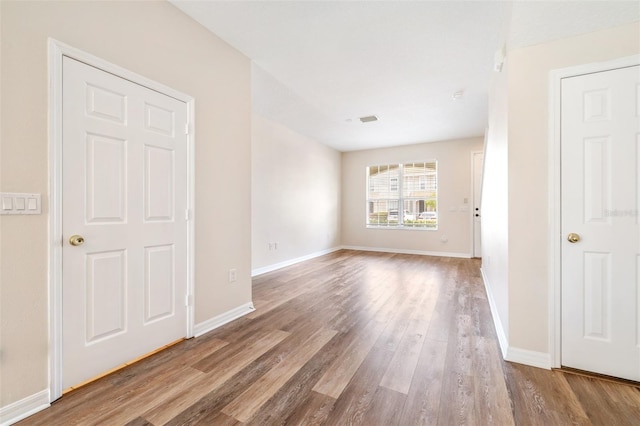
[19,250,640,425]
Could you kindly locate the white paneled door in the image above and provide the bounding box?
[561,65,640,381]
[62,57,188,389]
[472,151,483,258]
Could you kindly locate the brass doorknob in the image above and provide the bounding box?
[567,233,580,243]
[69,235,85,246]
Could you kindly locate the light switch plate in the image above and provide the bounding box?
[0,193,42,215]
[2,197,13,210]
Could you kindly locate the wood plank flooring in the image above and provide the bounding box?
[19,250,640,425]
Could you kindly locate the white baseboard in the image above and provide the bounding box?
[342,245,471,259]
[251,246,343,277]
[480,267,509,358]
[0,389,50,426]
[505,347,551,370]
[480,268,551,370]
[193,302,255,337]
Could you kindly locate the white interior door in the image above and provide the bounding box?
[561,65,640,381]
[62,57,188,389]
[472,151,484,258]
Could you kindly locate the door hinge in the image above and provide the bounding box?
[185,209,191,221]
[185,294,192,307]
[185,123,190,135]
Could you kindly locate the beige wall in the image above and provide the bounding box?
[482,55,510,341]
[0,0,251,407]
[342,137,484,256]
[485,22,640,355]
[508,21,640,352]
[252,114,341,271]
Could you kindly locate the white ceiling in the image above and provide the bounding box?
[171,1,639,152]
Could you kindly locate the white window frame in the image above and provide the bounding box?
[366,161,437,230]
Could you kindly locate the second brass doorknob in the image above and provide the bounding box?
[567,233,580,243]
[69,235,85,246]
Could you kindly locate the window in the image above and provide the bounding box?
[366,161,437,229]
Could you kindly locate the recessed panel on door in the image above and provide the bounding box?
[144,244,175,323]
[583,137,611,224]
[144,145,174,222]
[637,135,640,224]
[86,133,127,223]
[86,83,127,124]
[145,102,175,136]
[86,250,127,343]
[583,252,611,341]
[583,89,611,122]
[637,254,640,348]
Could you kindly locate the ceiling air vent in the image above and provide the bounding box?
[359,115,378,123]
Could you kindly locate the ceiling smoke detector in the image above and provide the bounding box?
[359,115,378,123]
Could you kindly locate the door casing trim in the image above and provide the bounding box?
[47,39,196,401]
[548,54,639,369]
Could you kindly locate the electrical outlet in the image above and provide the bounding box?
[229,268,237,283]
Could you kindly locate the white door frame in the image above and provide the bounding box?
[547,54,639,369]
[47,39,195,401]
